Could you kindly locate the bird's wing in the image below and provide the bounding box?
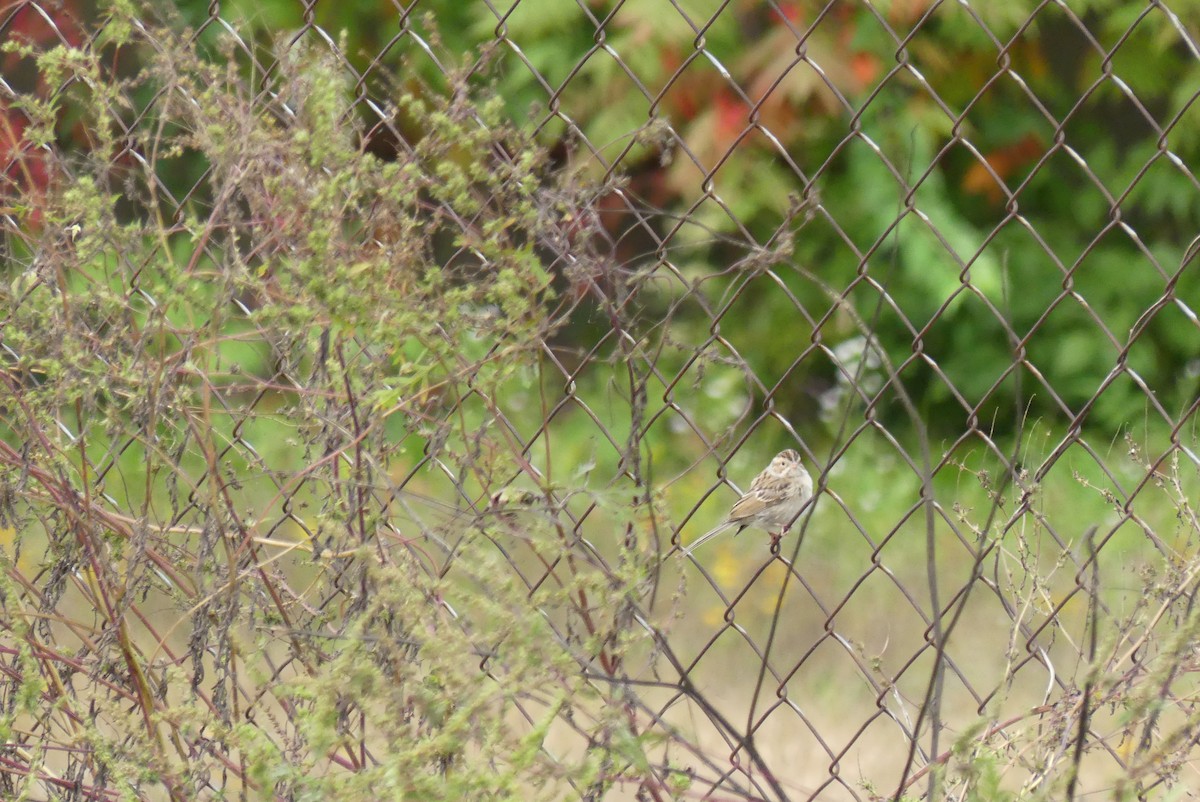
[726,490,771,522]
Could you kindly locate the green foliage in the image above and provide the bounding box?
[272,0,1200,439]
[0,8,666,800]
[148,0,1200,435]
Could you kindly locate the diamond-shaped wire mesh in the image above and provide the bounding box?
[3,1,1200,800]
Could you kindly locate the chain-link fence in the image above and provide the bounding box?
[3,1,1200,800]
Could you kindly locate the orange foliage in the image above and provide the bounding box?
[962,134,1044,202]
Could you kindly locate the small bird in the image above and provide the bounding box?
[683,449,814,556]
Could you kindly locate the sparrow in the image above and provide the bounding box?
[683,449,813,556]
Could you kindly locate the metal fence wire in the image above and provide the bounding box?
[3,1,1200,800]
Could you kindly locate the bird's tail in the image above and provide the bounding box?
[681,521,737,558]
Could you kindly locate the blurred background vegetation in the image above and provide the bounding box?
[3,0,1200,799]
[188,0,1200,436]
[9,0,1200,445]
